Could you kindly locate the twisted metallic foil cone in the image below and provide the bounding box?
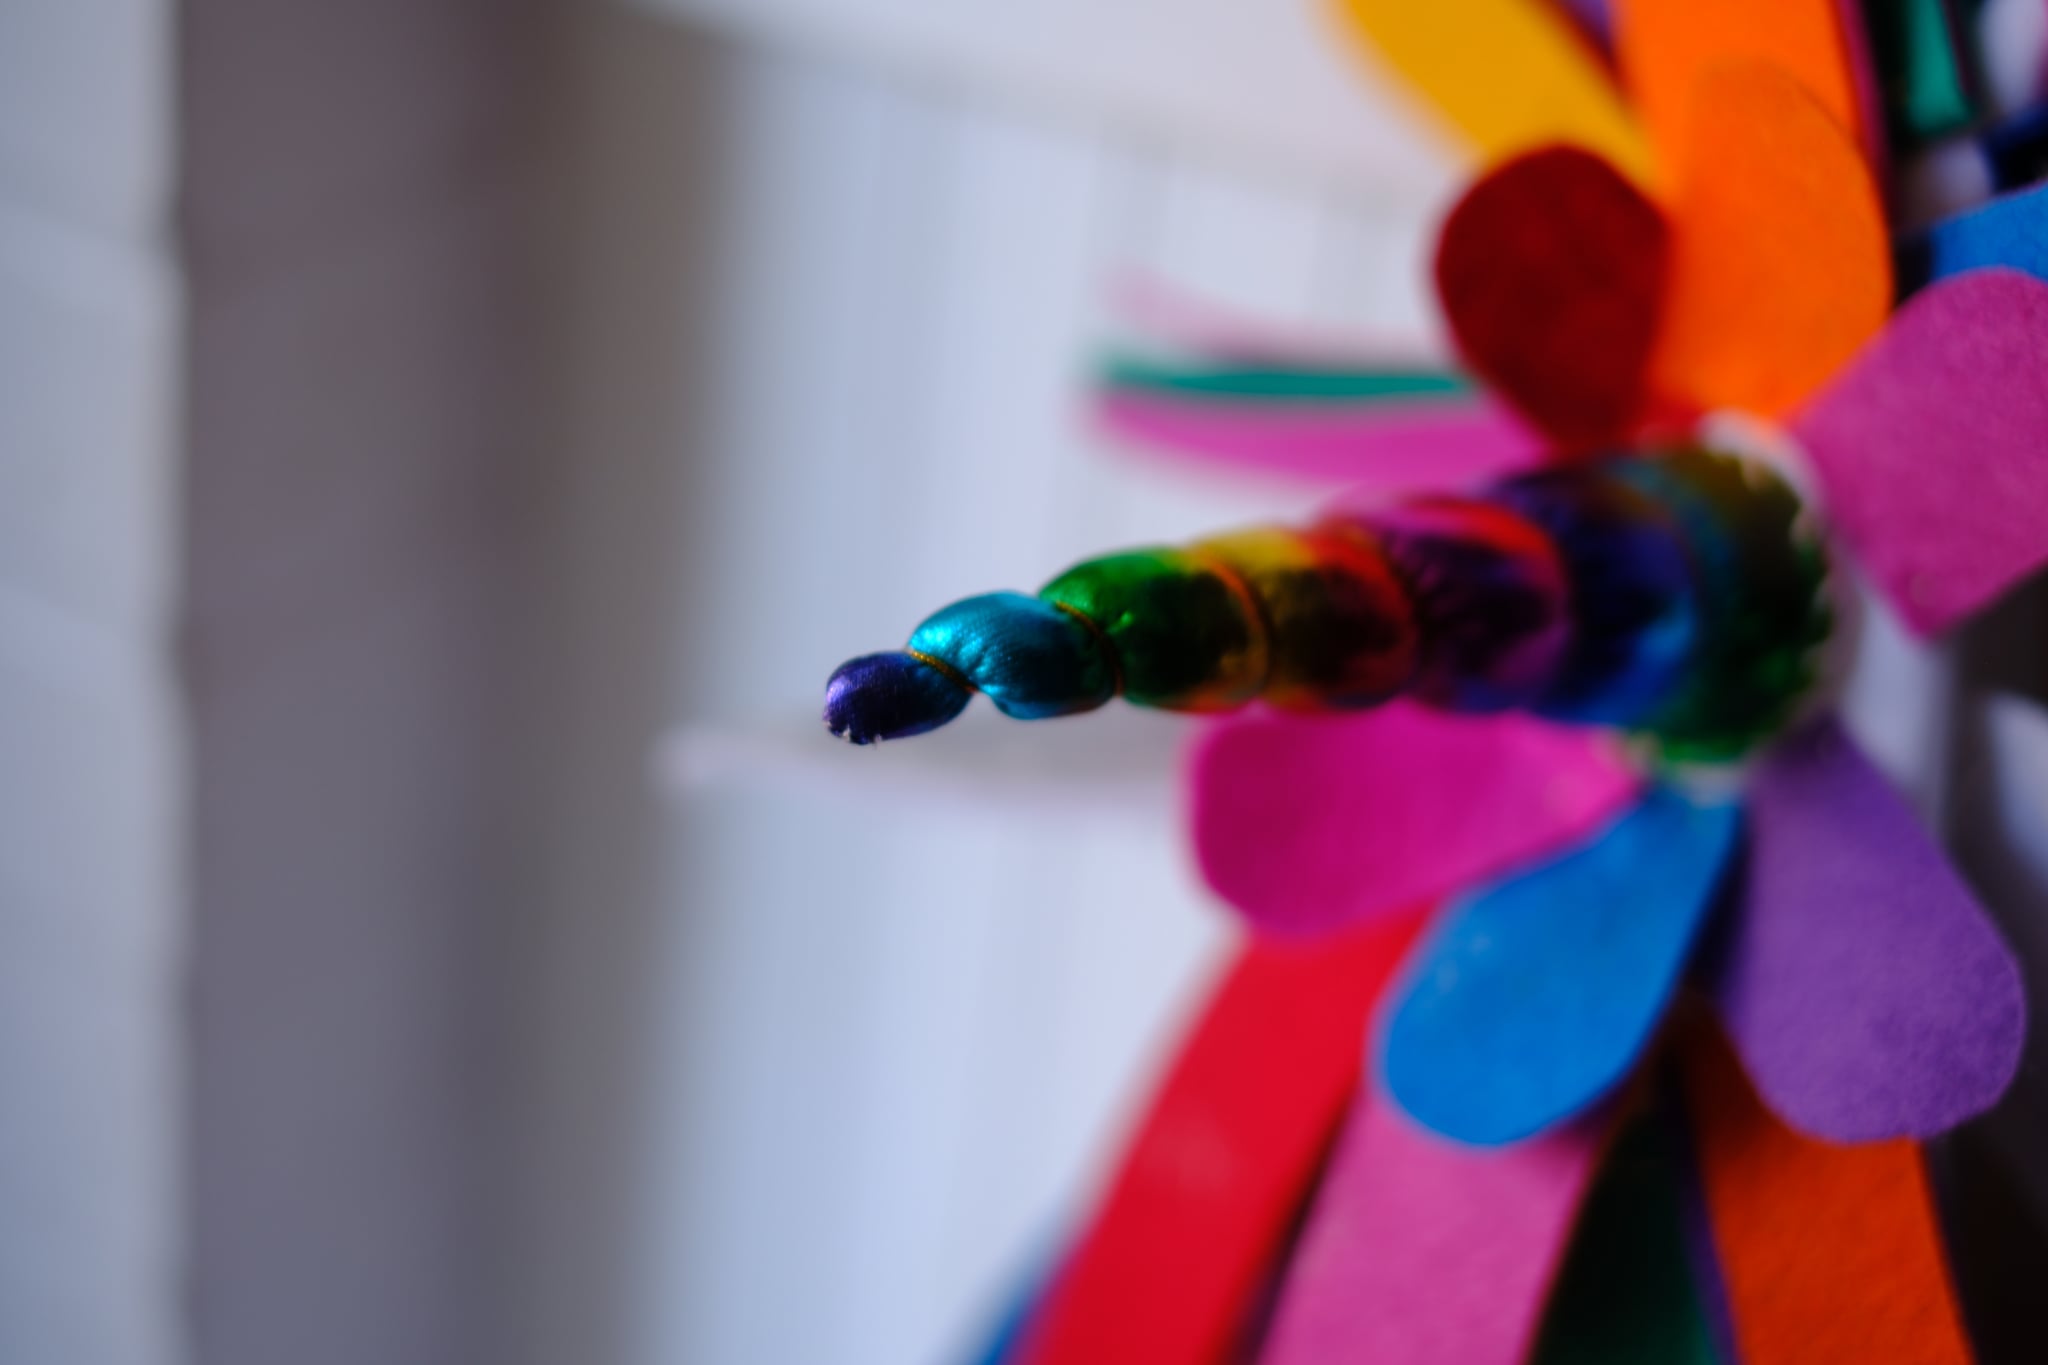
[826,449,1828,760]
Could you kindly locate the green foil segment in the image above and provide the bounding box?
[1617,450,1831,762]
[1039,549,1264,708]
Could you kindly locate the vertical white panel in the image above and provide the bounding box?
[1149,160,1328,320]
[0,592,183,1365]
[636,52,954,1365]
[828,104,1107,1365]
[0,207,179,634]
[624,33,1409,1365]
[0,0,174,237]
[0,7,182,1364]
[1311,187,1443,344]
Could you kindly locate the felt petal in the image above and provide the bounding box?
[1707,719,2025,1141]
[1094,387,1547,494]
[1866,0,1981,143]
[1613,0,1881,171]
[966,1263,1052,1365]
[1382,787,1741,1146]
[1018,912,1426,1365]
[1792,268,2048,634]
[1683,1022,1974,1365]
[1329,0,1655,184]
[1100,352,1475,403]
[1190,703,1637,940]
[1528,1104,1720,1365]
[1649,62,1891,418]
[1555,0,1614,48]
[1433,146,1669,451]
[1668,1107,1740,1365]
[1259,1097,1607,1365]
[1900,180,2048,294]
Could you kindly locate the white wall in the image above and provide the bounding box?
[0,5,185,1363]
[635,0,1456,196]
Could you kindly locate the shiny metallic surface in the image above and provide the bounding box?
[827,452,1832,761]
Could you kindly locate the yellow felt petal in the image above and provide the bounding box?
[1329,0,1656,186]
[1649,62,1891,418]
[1614,0,1878,175]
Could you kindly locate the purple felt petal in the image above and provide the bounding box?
[1190,704,1639,940]
[1709,719,2027,1141]
[1094,388,1548,495]
[1792,268,2048,634]
[1557,0,1612,45]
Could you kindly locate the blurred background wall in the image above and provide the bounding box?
[0,3,2043,1364]
[0,3,183,1362]
[180,4,550,1364]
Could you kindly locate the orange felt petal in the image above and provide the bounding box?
[1683,1021,1974,1365]
[1648,62,1892,418]
[1328,0,1656,185]
[1613,0,1880,173]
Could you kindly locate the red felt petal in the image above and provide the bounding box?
[1189,703,1639,940]
[1434,144,1669,452]
[1016,913,1426,1365]
[1793,267,2048,633]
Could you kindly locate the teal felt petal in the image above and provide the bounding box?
[1381,788,1742,1147]
[1099,352,1476,402]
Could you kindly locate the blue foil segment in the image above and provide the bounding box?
[908,591,1115,721]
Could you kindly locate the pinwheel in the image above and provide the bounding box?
[824,1,2048,1360]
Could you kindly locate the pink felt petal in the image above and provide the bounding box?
[1709,720,2027,1141]
[1189,703,1639,939]
[1259,1096,1608,1365]
[1094,388,1547,495]
[1792,268,2048,634]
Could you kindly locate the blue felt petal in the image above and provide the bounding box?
[1899,180,2048,294]
[963,1256,1054,1365]
[1380,787,1742,1147]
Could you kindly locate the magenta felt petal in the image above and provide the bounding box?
[1709,719,2027,1142]
[1792,267,2048,634]
[1189,704,1638,939]
[1094,388,1547,494]
[1260,1094,1606,1365]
